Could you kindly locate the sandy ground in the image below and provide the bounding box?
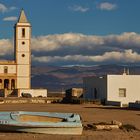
[0,103,139,140]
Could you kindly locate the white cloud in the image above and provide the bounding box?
[9,6,17,11]
[0,39,13,56]
[32,49,140,64]
[0,3,17,13]
[104,32,140,48]
[1,32,140,65]
[98,2,117,11]
[0,3,7,13]
[31,33,104,52]
[31,32,140,65]
[69,5,89,12]
[92,49,140,63]
[31,32,140,53]
[3,16,17,21]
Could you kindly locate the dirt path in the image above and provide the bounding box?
[0,103,139,140]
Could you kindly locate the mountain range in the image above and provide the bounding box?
[31,64,140,92]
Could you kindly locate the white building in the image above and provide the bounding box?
[83,73,140,107]
[0,10,47,97]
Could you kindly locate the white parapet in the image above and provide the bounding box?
[19,89,47,97]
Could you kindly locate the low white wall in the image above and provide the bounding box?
[0,64,16,74]
[32,89,47,97]
[19,89,47,97]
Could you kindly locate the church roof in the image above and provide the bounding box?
[18,9,28,23]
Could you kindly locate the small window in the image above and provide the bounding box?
[119,88,126,97]
[22,28,25,38]
[22,41,25,45]
[22,54,25,57]
[4,66,8,74]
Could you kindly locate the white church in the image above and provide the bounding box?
[0,10,47,97]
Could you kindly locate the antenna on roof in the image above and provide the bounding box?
[123,67,130,75]
[123,67,126,75]
[127,68,130,75]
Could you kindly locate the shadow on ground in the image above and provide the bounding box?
[84,106,140,111]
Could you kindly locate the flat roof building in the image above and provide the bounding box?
[83,73,140,107]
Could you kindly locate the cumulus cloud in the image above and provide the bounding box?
[9,6,17,11]
[0,3,16,13]
[104,32,140,49]
[31,32,140,53]
[69,5,89,12]
[32,33,104,53]
[1,32,140,65]
[0,3,7,13]
[31,32,140,65]
[3,16,17,21]
[98,2,117,11]
[32,50,140,65]
[0,39,13,56]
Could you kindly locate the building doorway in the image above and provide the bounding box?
[94,88,97,99]
[11,79,15,89]
[4,79,9,89]
[0,79,2,89]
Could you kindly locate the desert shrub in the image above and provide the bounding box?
[97,122,110,125]
[84,124,96,131]
[120,124,138,132]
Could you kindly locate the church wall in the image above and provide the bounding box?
[17,65,30,76]
[0,65,16,74]
[17,40,30,52]
[0,10,33,98]
[16,52,30,64]
[17,77,30,89]
[16,26,30,40]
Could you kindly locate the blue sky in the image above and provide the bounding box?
[1,0,140,37]
[0,0,140,66]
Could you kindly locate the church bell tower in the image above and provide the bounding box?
[15,9,31,89]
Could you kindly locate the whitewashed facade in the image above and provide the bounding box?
[19,89,47,97]
[0,10,31,97]
[0,10,47,97]
[83,74,140,107]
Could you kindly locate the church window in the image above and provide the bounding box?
[22,28,25,38]
[119,88,126,97]
[22,54,25,57]
[0,79,2,89]
[4,66,8,74]
[22,41,25,45]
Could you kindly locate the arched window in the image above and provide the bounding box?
[22,28,25,38]
[0,79,2,89]
[11,79,15,89]
[4,79,9,89]
[4,66,8,74]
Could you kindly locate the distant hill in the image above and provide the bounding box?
[31,64,140,92]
